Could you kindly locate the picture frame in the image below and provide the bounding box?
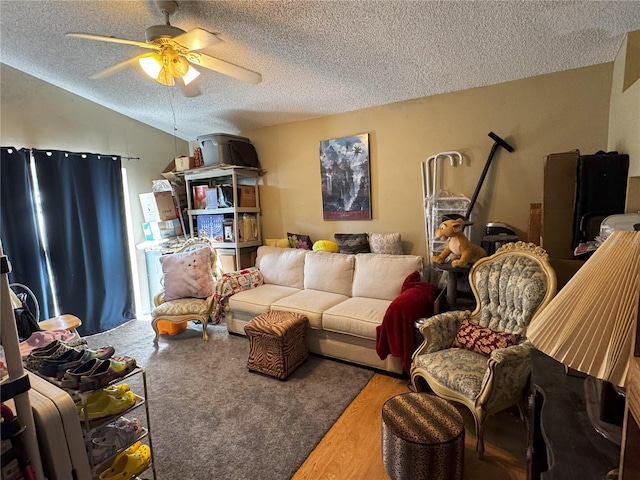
[319,133,371,220]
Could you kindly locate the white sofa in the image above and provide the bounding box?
[225,246,424,374]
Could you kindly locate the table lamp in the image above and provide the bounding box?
[528,230,640,452]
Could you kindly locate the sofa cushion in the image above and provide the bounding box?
[227,284,301,317]
[352,254,423,300]
[322,297,392,340]
[255,246,306,288]
[272,289,350,329]
[303,251,355,296]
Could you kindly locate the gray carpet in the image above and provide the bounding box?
[84,320,375,480]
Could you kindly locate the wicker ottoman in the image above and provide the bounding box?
[382,393,464,480]
[244,311,309,380]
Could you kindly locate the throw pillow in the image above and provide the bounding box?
[160,247,215,301]
[287,232,313,250]
[265,238,290,248]
[452,319,520,357]
[334,233,370,254]
[369,232,403,255]
[312,240,340,253]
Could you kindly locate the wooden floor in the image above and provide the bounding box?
[293,373,527,480]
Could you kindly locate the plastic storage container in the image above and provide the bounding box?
[196,133,260,168]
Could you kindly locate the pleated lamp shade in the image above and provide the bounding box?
[527,230,640,387]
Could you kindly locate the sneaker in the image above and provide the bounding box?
[25,341,74,372]
[91,417,145,464]
[38,346,115,379]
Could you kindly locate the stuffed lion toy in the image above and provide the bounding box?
[432,219,487,267]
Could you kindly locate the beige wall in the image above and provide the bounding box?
[608,30,640,212]
[0,63,189,311]
[0,58,621,311]
[243,63,613,258]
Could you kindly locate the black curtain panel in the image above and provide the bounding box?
[31,149,135,334]
[1,147,55,319]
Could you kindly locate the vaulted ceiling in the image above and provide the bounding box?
[1,1,639,141]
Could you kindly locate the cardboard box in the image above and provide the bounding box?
[175,156,196,171]
[142,218,183,240]
[197,214,224,241]
[139,191,177,222]
[216,248,257,273]
[240,214,258,241]
[161,159,179,182]
[541,151,579,259]
[238,185,257,207]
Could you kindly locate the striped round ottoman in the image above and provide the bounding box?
[382,393,464,480]
[244,311,309,380]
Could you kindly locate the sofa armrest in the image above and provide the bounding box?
[413,310,470,357]
[478,341,535,408]
[153,291,165,307]
[211,267,264,323]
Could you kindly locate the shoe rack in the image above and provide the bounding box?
[72,367,156,479]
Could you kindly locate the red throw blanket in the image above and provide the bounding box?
[376,271,437,373]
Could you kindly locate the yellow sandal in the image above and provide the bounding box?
[98,442,151,480]
[79,391,136,421]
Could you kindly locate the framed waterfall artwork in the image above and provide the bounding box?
[319,133,371,220]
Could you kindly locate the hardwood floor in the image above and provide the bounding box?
[293,373,528,480]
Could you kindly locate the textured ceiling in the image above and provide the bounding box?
[1,1,640,141]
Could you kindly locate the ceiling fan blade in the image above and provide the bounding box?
[177,78,201,97]
[90,54,146,79]
[66,32,160,51]
[171,28,219,51]
[186,52,262,84]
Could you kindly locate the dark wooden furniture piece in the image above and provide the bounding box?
[620,356,640,478]
[528,349,619,479]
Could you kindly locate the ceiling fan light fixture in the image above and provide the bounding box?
[169,54,189,78]
[182,65,200,85]
[156,67,175,86]
[70,0,261,96]
[139,54,163,80]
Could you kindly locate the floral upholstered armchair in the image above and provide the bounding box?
[151,238,218,344]
[410,242,556,458]
[152,236,265,345]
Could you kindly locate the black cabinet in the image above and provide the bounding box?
[528,349,620,479]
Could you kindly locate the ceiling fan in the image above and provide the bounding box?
[66,0,262,97]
